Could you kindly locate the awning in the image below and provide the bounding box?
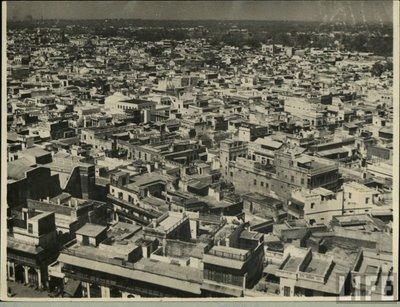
[263,264,279,275]
[370,209,393,216]
[296,155,312,164]
[317,147,348,157]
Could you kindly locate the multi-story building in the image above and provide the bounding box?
[7,158,61,208]
[248,138,283,166]
[351,249,393,299]
[269,245,351,297]
[284,96,326,127]
[237,123,269,142]
[104,92,156,118]
[228,157,275,197]
[49,221,203,298]
[201,224,265,297]
[7,211,59,289]
[273,147,340,200]
[219,139,248,177]
[45,156,96,200]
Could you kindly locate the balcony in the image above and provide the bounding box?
[309,164,338,176]
[203,269,244,287]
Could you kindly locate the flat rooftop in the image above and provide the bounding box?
[303,258,329,276]
[344,181,377,193]
[242,192,283,206]
[7,157,35,180]
[76,223,107,237]
[135,257,202,283]
[125,172,166,189]
[158,214,183,231]
[282,255,303,272]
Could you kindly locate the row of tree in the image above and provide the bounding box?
[8,19,393,56]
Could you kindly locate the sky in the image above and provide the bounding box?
[6,1,393,23]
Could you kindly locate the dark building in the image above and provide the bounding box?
[7,158,61,209]
[7,211,59,289]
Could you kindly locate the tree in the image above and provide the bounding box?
[371,61,389,77]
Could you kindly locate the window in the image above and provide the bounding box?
[28,223,33,234]
[366,197,369,204]
[291,176,294,183]
[348,193,352,199]
[310,203,315,209]
[266,183,269,188]
[254,179,257,186]
[9,265,14,278]
[284,286,291,297]
[301,178,305,185]
[261,182,264,187]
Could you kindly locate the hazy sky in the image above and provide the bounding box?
[7,1,393,23]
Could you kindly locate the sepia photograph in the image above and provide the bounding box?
[1,0,398,302]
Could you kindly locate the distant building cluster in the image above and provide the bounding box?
[5,24,394,299]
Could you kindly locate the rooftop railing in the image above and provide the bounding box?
[309,164,338,176]
[207,248,249,262]
[62,246,135,269]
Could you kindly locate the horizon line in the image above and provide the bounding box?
[7,18,393,25]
